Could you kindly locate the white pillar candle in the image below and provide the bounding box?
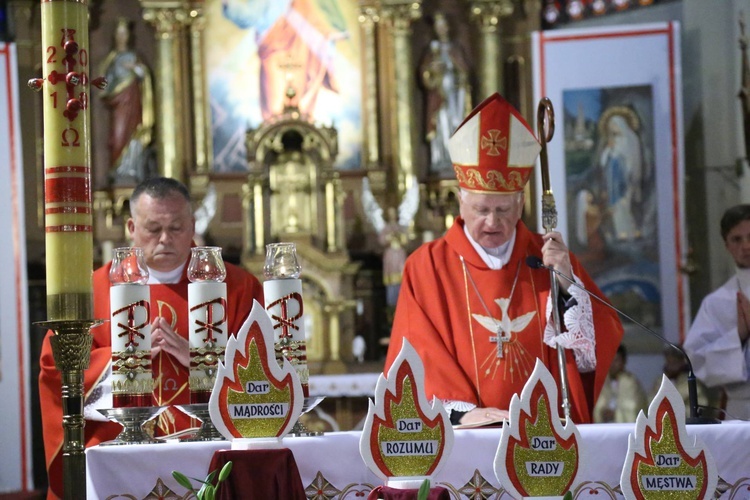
[188,281,228,399]
[110,283,152,407]
[264,278,308,393]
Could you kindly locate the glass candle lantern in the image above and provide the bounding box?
[187,246,227,282]
[263,242,302,279]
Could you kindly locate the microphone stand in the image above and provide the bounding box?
[526,256,719,425]
[536,98,572,423]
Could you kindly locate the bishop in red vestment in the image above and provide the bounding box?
[385,94,623,426]
[39,178,264,499]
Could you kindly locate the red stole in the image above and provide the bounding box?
[147,282,196,435]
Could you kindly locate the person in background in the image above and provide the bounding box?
[384,93,624,426]
[650,346,711,417]
[594,344,648,423]
[684,204,750,421]
[39,177,264,499]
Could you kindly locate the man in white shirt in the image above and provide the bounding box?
[684,204,750,420]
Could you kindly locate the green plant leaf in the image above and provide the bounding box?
[218,461,233,482]
[197,482,210,500]
[173,460,233,500]
[417,478,431,500]
[563,492,573,500]
[172,471,195,491]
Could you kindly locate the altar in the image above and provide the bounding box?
[86,421,750,499]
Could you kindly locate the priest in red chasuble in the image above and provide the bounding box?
[39,177,264,499]
[384,93,623,426]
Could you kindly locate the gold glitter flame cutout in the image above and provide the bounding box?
[360,339,453,482]
[211,302,300,439]
[622,375,715,500]
[505,382,578,496]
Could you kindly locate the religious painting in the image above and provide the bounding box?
[532,22,687,343]
[205,0,362,173]
[563,86,660,329]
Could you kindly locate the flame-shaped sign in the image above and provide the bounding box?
[208,300,303,444]
[360,339,453,483]
[495,359,581,497]
[620,375,717,499]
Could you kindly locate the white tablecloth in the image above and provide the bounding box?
[308,373,380,397]
[86,422,750,499]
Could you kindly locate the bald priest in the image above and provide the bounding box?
[384,93,624,426]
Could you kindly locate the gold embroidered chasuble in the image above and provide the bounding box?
[385,218,623,424]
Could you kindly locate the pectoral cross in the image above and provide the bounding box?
[473,298,536,360]
[489,328,511,358]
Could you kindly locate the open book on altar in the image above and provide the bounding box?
[453,418,505,430]
[453,414,568,429]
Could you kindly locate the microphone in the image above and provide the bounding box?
[525,255,718,425]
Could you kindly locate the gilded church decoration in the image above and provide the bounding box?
[205,0,363,172]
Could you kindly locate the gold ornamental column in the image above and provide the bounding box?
[469,0,514,99]
[381,0,422,195]
[322,169,345,253]
[141,1,191,183]
[322,299,357,372]
[358,2,381,169]
[188,2,212,175]
[509,0,542,120]
[242,174,266,257]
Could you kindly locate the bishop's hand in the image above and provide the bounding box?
[459,407,509,425]
[150,316,189,367]
[541,231,573,293]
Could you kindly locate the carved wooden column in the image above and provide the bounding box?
[381,0,422,196]
[141,1,191,183]
[358,2,382,170]
[470,0,514,99]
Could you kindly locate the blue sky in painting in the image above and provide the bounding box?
[563,88,603,122]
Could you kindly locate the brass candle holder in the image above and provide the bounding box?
[36,319,101,499]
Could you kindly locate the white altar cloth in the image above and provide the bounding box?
[86,421,750,499]
[308,373,380,397]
